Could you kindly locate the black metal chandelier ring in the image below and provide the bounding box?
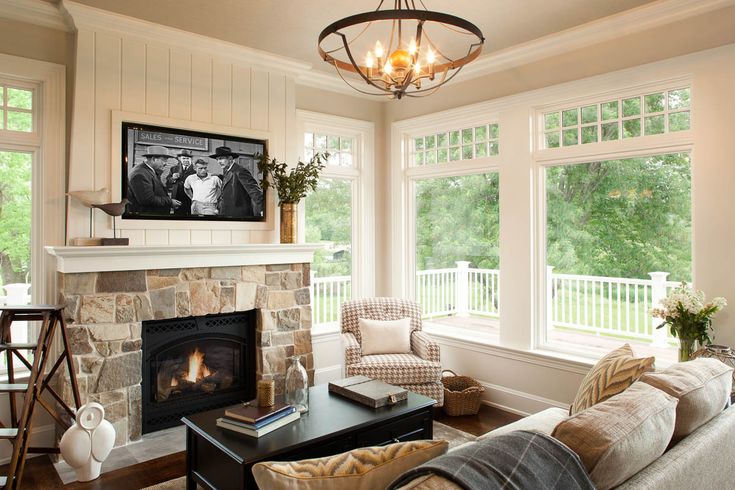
[318,8,485,99]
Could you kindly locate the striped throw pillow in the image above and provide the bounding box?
[570,344,654,415]
[252,439,448,490]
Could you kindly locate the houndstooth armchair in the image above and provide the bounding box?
[340,297,443,406]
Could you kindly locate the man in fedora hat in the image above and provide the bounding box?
[166,148,197,215]
[211,146,263,218]
[127,145,181,215]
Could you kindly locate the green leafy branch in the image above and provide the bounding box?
[256,152,328,205]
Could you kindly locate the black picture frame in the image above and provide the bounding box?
[121,122,267,222]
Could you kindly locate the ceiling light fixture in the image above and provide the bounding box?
[318,0,484,99]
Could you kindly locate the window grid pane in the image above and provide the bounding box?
[542,87,691,149]
[0,83,33,134]
[305,131,355,167]
[411,122,500,166]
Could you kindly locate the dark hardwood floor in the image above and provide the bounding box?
[5,404,521,489]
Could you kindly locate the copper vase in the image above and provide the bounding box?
[280,202,297,244]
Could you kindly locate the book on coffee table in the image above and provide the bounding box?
[328,376,408,408]
[217,411,301,438]
[224,401,292,424]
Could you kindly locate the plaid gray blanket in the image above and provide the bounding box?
[389,430,595,490]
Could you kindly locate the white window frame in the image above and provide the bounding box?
[0,54,66,376]
[297,110,375,333]
[392,107,501,306]
[532,76,694,358]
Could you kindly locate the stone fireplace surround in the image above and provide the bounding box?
[46,245,320,447]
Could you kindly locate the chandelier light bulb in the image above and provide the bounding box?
[374,40,384,59]
[384,60,393,75]
[366,51,374,68]
[426,48,436,65]
[414,61,422,74]
[408,38,417,56]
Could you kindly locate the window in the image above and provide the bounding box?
[401,117,501,336]
[543,153,691,361]
[415,173,500,337]
[543,87,690,148]
[300,112,374,330]
[0,82,34,133]
[0,56,65,377]
[412,123,499,166]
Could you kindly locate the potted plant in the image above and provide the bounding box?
[257,152,327,243]
[652,282,727,361]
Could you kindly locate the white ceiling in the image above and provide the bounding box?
[69,0,658,72]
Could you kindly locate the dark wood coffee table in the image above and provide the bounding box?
[182,384,435,489]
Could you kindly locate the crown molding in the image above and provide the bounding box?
[0,0,70,32]
[60,0,312,78]
[459,0,735,83]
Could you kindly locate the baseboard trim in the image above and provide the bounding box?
[0,424,56,466]
[476,380,568,417]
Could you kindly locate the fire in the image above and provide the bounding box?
[186,347,212,383]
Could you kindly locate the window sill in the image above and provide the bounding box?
[423,322,595,375]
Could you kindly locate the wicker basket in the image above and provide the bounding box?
[441,369,485,416]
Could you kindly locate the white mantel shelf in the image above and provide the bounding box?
[45,244,323,274]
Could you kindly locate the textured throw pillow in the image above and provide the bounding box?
[640,357,733,441]
[252,440,448,490]
[359,317,412,355]
[552,382,678,490]
[569,344,655,415]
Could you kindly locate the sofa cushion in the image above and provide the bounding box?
[252,439,448,490]
[640,357,733,441]
[478,407,568,440]
[359,317,412,355]
[552,382,678,490]
[346,353,441,384]
[570,343,655,415]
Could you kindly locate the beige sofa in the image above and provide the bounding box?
[474,403,735,489]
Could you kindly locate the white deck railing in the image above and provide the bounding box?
[309,275,351,327]
[310,265,681,344]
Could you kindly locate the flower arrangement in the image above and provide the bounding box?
[256,152,328,205]
[652,282,726,360]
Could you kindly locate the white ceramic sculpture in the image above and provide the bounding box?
[59,402,115,482]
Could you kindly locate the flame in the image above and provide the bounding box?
[186,347,212,383]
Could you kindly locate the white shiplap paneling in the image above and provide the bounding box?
[67,25,283,246]
[169,49,192,121]
[145,44,169,117]
[121,38,146,114]
[191,53,212,123]
[232,65,252,129]
[212,59,232,126]
[93,32,121,235]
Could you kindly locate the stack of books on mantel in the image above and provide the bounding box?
[216,401,300,438]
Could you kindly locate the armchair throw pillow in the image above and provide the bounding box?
[570,343,654,415]
[359,317,412,356]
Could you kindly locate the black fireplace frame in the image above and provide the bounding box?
[142,310,256,434]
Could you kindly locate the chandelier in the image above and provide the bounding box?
[318,1,484,99]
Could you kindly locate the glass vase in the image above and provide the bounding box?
[285,355,309,413]
[678,337,697,362]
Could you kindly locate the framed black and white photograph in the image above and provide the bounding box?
[121,122,266,222]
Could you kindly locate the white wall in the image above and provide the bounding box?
[64,2,306,245]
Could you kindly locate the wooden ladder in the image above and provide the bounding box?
[0,305,81,489]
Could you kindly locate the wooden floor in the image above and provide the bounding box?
[5,405,521,489]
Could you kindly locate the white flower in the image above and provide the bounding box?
[713,297,727,309]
